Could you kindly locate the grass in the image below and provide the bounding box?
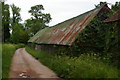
[26,47,119,78]
[0,44,2,79]
[2,43,25,78]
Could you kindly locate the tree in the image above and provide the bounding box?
[10,23,29,44]
[25,4,52,36]
[10,4,30,44]
[11,4,21,24]
[29,5,51,24]
[29,5,44,19]
[2,2,10,42]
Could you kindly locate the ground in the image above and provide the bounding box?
[9,48,59,78]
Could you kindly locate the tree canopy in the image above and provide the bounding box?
[2,3,52,43]
[11,4,21,24]
[25,4,52,36]
[2,2,10,42]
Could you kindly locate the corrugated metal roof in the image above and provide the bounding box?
[104,10,120,22]
[28,4,110,46]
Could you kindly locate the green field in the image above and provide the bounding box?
[26,47,119,78]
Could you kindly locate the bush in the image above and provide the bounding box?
[15,43,25,49]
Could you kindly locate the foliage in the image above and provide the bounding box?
[14,43,25,49]
[26,47,119,78]
[69,11,108,57]
[104,2,120,68]
[2,2,10,42]
[1,2,30,44]
[2,3,52,44]
[2,43,25,78]
[110,21,120,68]
[9,4,30,44]
[107,1,120,17]
[104,22,119,53]
[25,4,52,36]
[112,2,120,12]
[29,5,44,19]
[29,4,51,24]
[11,4,21,24]
[25,19,46,36]
[95,2,107,8]
[10,23,29,44]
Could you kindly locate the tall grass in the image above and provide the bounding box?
[2,43,25,78]
[26,47,119,78]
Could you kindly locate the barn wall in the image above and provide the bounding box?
[35,44,70,54]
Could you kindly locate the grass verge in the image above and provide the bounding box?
[2,43,25,78]
[26,47,119,78]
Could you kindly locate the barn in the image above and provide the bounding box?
[28,4,110,53]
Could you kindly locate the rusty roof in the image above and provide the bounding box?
[28,4,110,46]
[104,10,120,22]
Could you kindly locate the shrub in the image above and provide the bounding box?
[15,43,25,49]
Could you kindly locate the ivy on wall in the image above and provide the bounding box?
[72,14,108,55]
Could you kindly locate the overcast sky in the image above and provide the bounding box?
[5,0,119,26]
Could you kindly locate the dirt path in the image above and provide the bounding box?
[9,48,59,78]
